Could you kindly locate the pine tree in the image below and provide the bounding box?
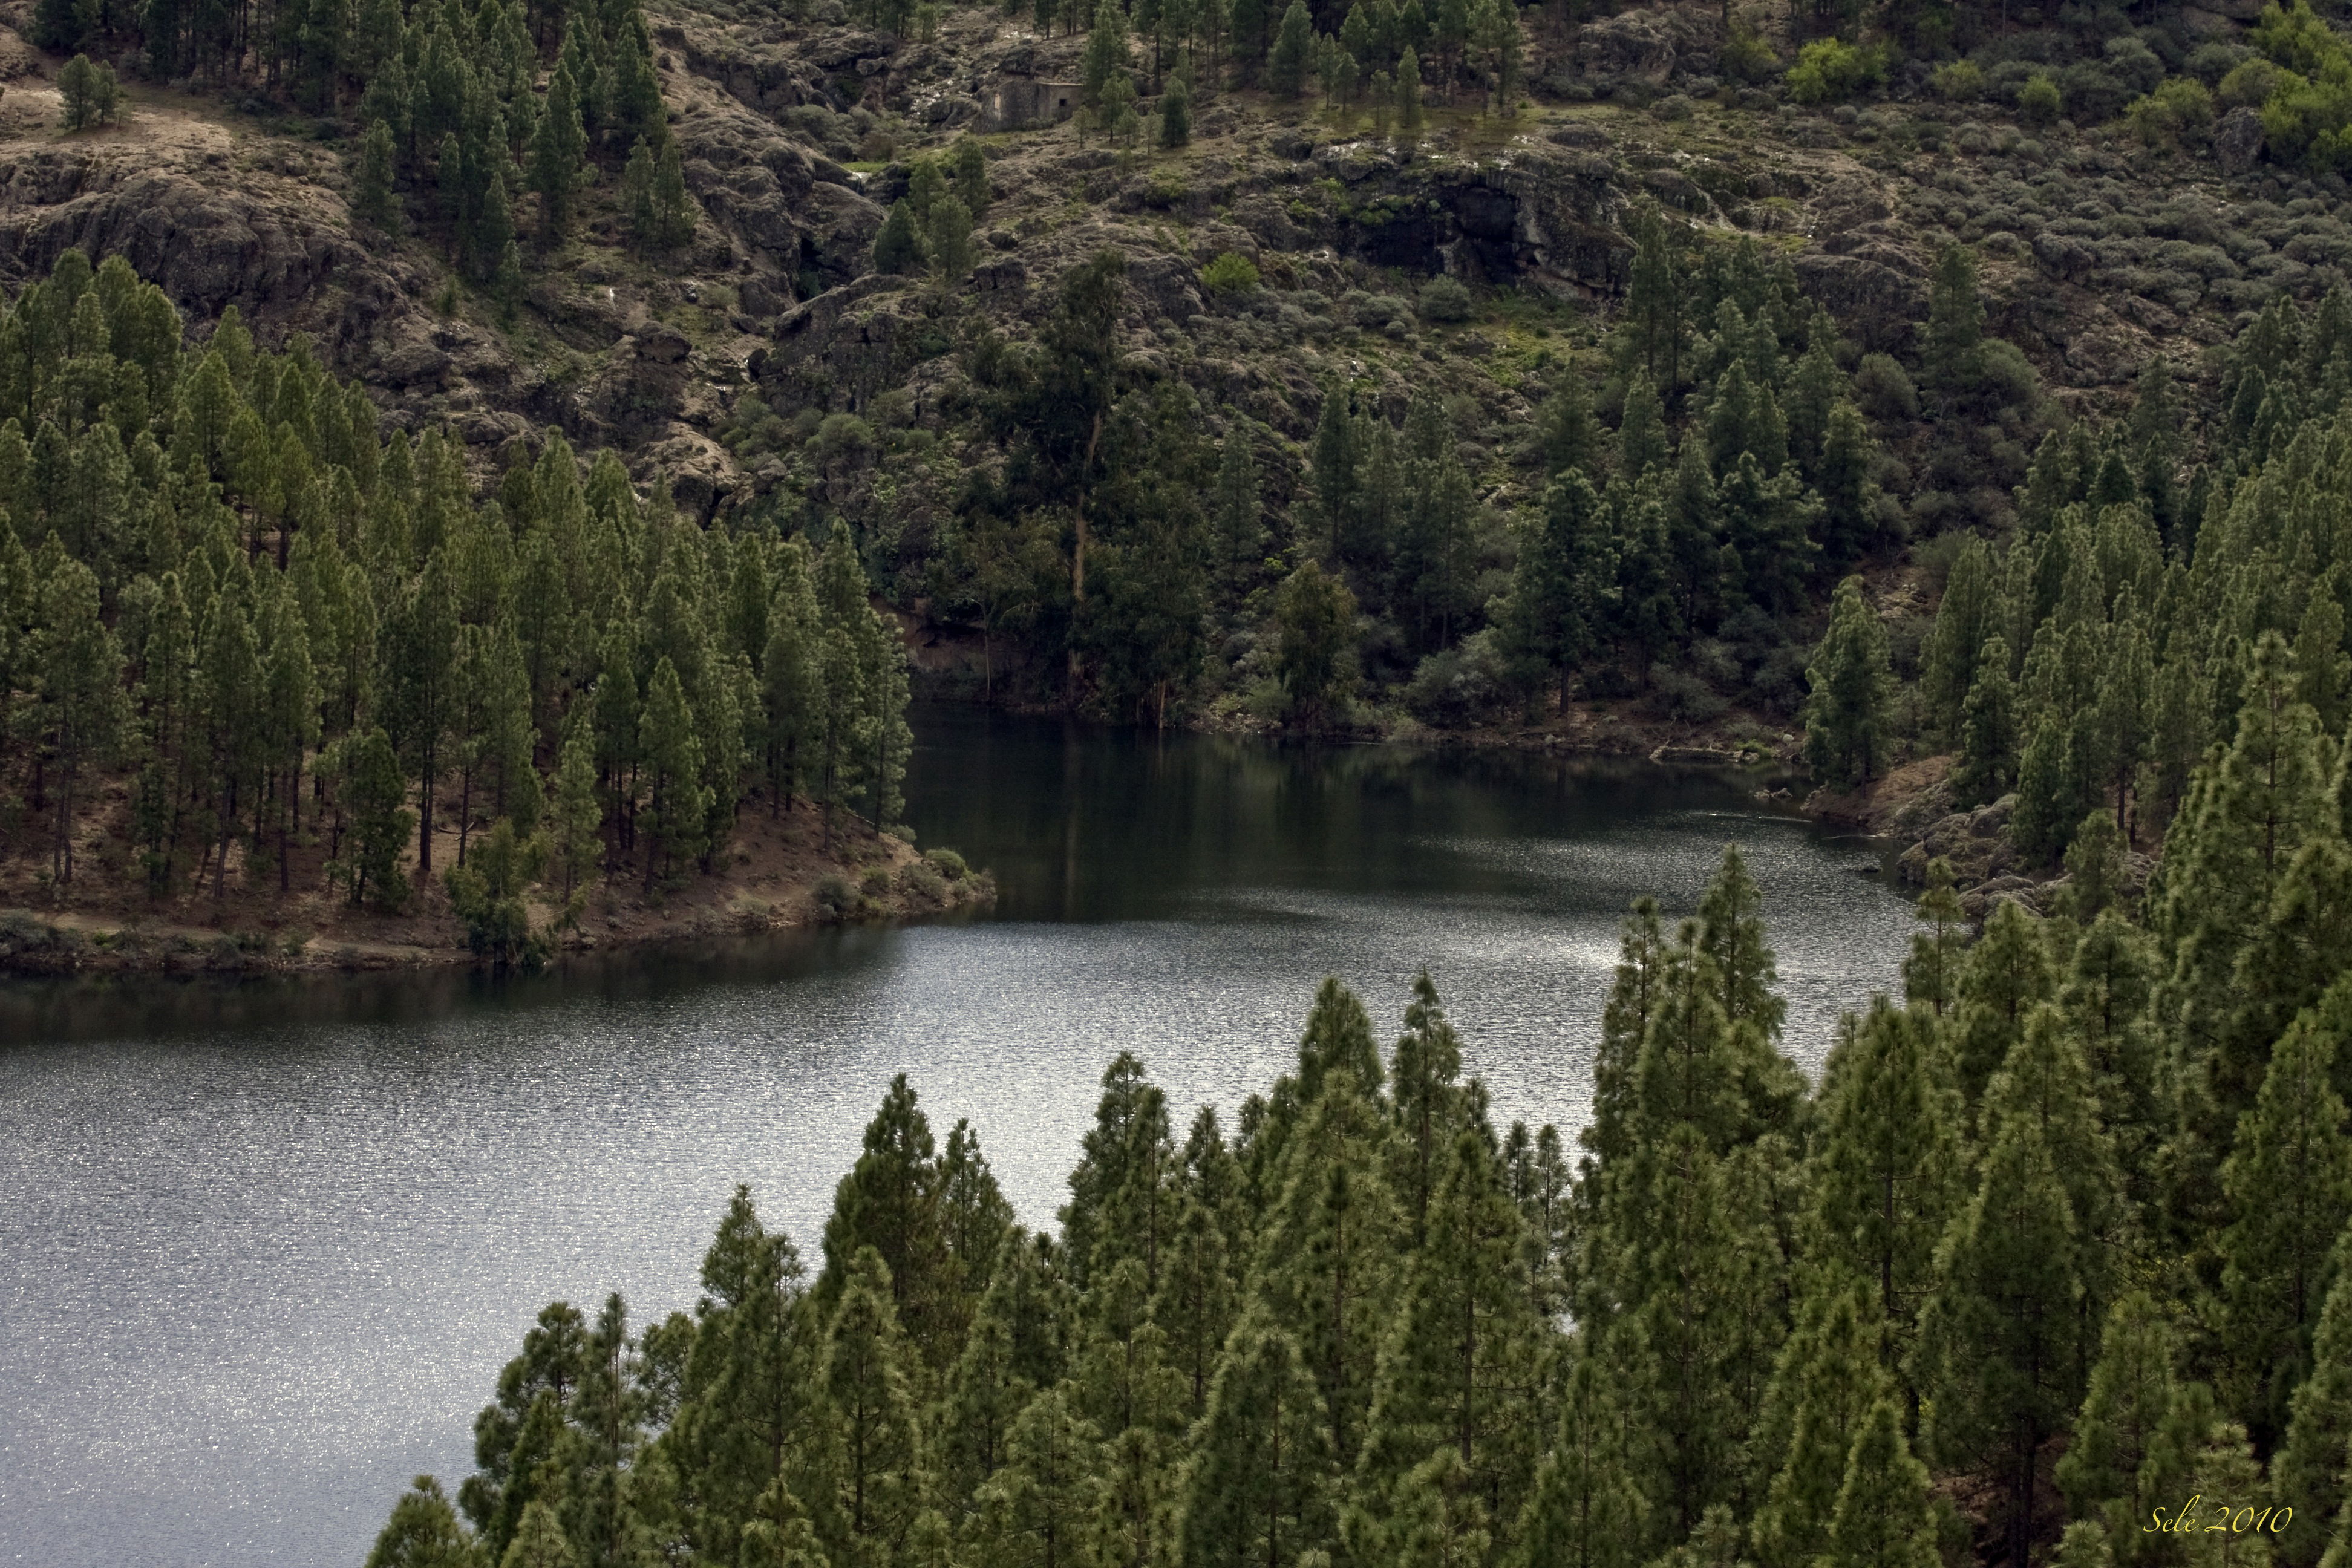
[1159,71,1192,148]
[872,199,926,276]
[1150,1195,1236,1423]
[820,1073,950,1362]
[1358,1127,1546,1543]
[1949,642,2017,815]
[2217,1007,2352,1447]
[499,1501,576,1568]
[1951,896,2056,1108]
[1922,536,1999,746]
[1535,373,1601,480]
[1268,0,1313,97]
[1814,402,1879,573]
[1275,559,1356,728]
[924,195,975,284]
[820,1247,926,1567]
[531,60,588,242]
[1501,469,1613,710]
[2158,629,2338,1224]
[638,657,708,889]
[549,724,601,911]
[1915,1114,2086,1568]
[353,120,402,234]
[384,552,457,876]
[1511,1347,1647,1568]
[1390,970,1465,1242]
[939,1295,1029,1509]
[1805,997,1965,1352]
[1374,1446,1491,1568]
[366,1476,480,1568]
[1748,1283,1893,1568]
[621,137,658,252]
[1922,243,1987,410]
[1395,44,1423,139]
[950,139,990,215]
[343,726,414,910]
[2276,1249,2352,1568]
[33,555,125,884]
[1083,0,1133,103]
[1211,418,1264,586]
[1175,1311,1336,1567]
[2055,1292,2183,1564]
[1902,858,1968,1017]
[1817,1399,1938,1568]
[652,139,696,252]
[968,1384,1105,1567]
[1802,575,1892,791]
[1252,1067,1402,1471]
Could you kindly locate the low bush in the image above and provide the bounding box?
[1417,275,1473,323]
[2126,77,2215,148]
[1855,353,1920,420]
[1201,251,1262,293]
[814,875,857,916]
[2017,71,2062,124]
[1932,60,1986,102]
[1786,38,1886,105]
[1721,24,1780,85]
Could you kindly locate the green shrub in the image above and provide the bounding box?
[1417,275,1473,322]
[442,820,549,967]
[860,866,893,897]
[1931,60,1985,102]
[2249,4,2352,173]
[1201,251,1262,293]
[1786,38,1886,106]
[814,875,857,915]
[2126,77,2215,148]
[2017,71,2062,124]
[924,846,969,880]
[1855,353,1919,420]
[1720,24,1779,85]
[2219,56,2280,108]
[899,861,949,902]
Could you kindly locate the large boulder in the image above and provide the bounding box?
[1577,10,1681,83]
[2215,106,2265,176]
[1794,250,1928,351]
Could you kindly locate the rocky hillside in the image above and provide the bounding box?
[0,0,2341,739]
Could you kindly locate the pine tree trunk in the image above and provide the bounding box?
[418,737,437,875]
[457,762,473,867]
[54,750,74,884]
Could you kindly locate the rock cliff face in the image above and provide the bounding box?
[0,0,2336,515]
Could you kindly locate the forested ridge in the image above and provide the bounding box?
[24,0,2352,748]
[0,249,960,963]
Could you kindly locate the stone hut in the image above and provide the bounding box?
[990,72,1082,129]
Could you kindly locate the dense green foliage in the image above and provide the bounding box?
[379,702,2352,1563]
[1900,287,2352,874]
[887,218,1935,731]
[0,251,911,935]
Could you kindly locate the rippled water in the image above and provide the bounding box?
[0,708,1914,1567]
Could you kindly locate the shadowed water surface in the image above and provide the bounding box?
[0,707,1912,1566]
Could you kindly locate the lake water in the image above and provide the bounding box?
[0,707,1915,1567]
